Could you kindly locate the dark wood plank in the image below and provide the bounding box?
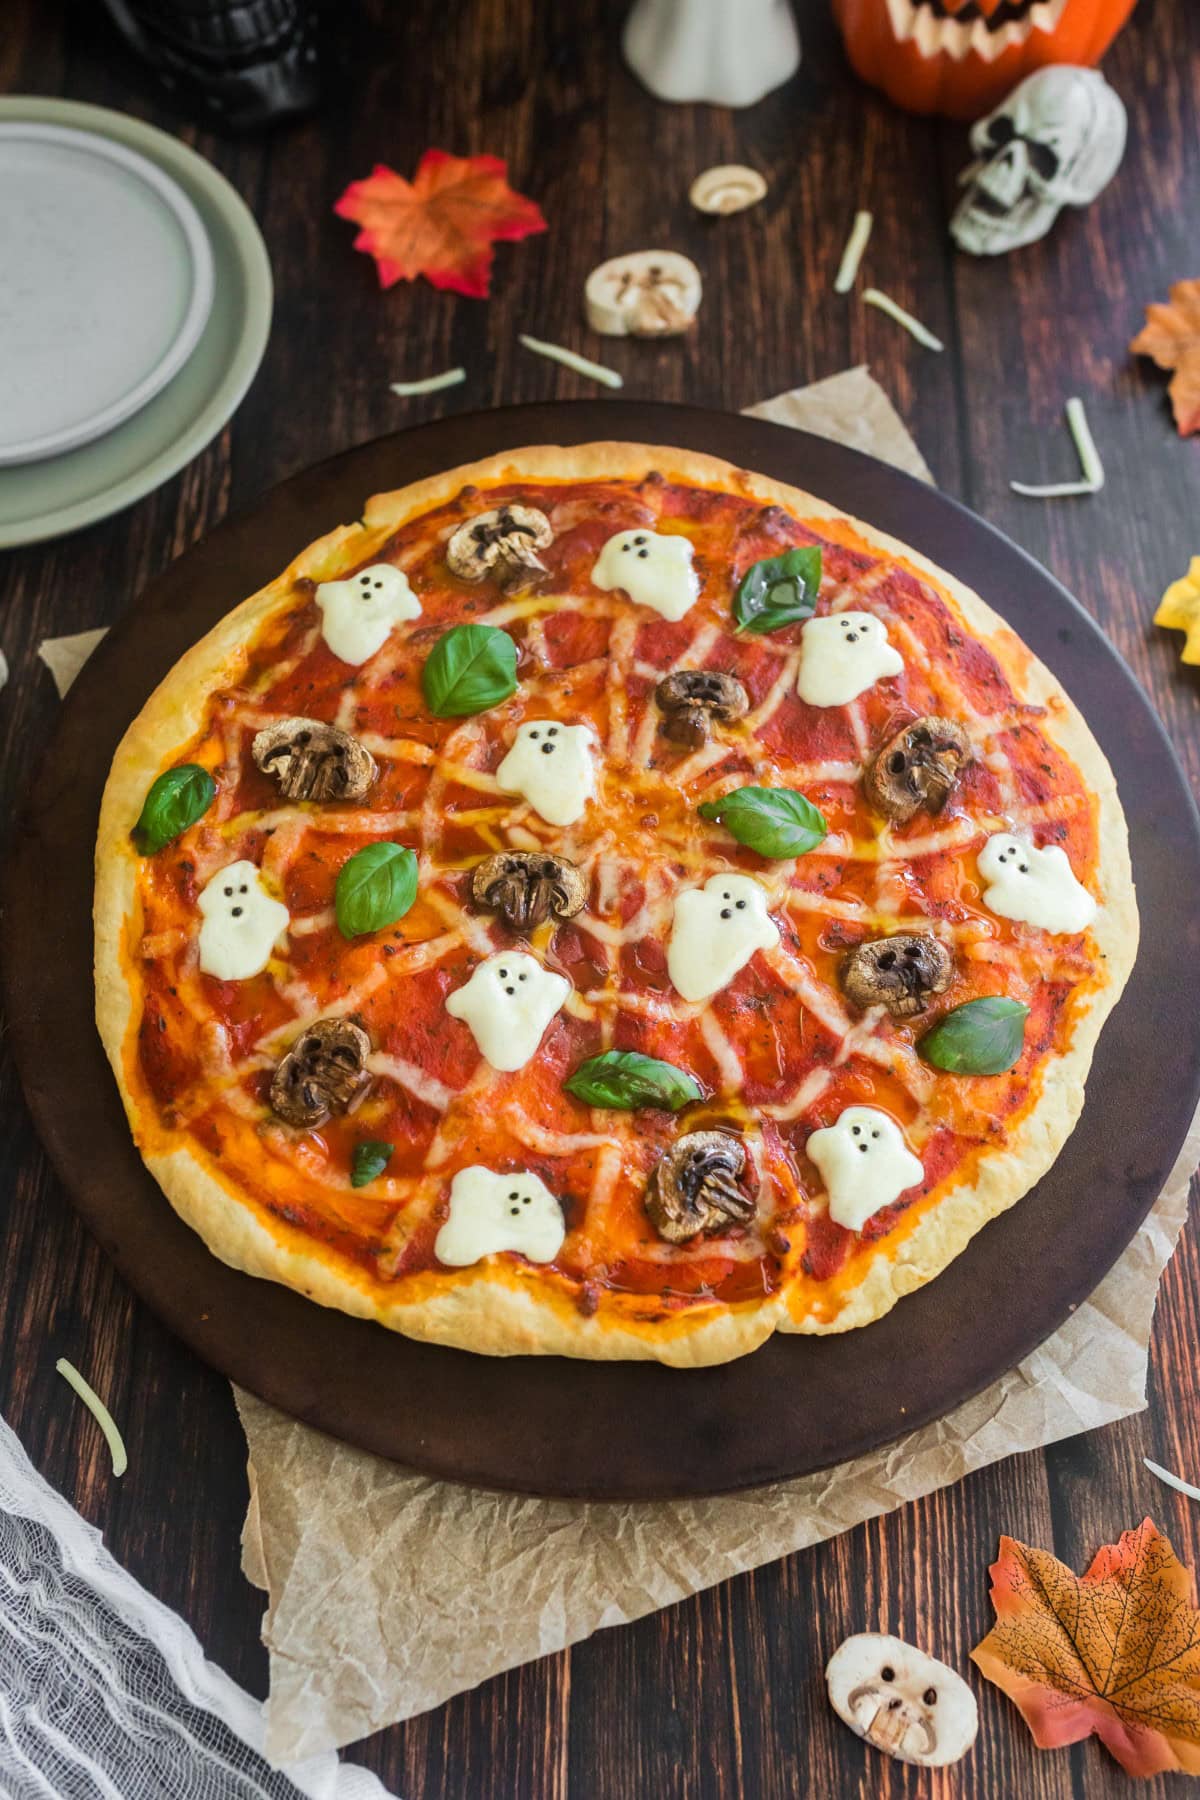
[1,0,1198,1794]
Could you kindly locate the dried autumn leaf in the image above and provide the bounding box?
[1130,279,1200,436]
[334,150,547,300]
[971,1519,1200,1779]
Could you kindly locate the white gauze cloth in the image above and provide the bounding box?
[0,1410,393,1799]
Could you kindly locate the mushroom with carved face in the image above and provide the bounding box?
[470,850,587,933]
[655,670,749,747]
[252,717,377,803]
[841,934,953,1019]
[269,1018,372,1128]
[446,506,553,585]
[585,251,702,337]
[865,716,971,824]
[826,1633,978,1768]
[646,1131,754,1244]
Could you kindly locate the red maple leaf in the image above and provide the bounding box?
[334,150,547,299]
[971,1520,1200,1779]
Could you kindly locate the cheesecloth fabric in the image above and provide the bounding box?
[0,1411,393,1800]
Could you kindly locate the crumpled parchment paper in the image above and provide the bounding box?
[218,368,1195,1759]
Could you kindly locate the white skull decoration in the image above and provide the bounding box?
[951,66,1127,257]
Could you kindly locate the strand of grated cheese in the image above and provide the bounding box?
[56,1359,127,1477]
[518,334,623,389]
[834,210,874,294]
[390,367,466,397]
[1011,397,1105,498]
[863,288,945,352]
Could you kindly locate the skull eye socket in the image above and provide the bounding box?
[1027,140,1061,182]
[881,1665,895,1682]
[924,1687,937,1706]
[987,115,1016,149]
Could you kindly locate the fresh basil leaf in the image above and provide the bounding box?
[421,623,517,717]
[565,1050,703,1112]
[335,842,418,938]
[920,996,1030,1076]
[350,1139,394,1188]
[733,546,822,635]
[698,785,827,858]
[132,763,216,854]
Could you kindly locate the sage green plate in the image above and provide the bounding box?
[0,98,272,548]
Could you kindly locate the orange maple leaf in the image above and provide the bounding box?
[1130,279,1200,437]
[334,150,547,299]
[971,1519,1200,1779]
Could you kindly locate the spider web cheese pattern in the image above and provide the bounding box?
[94,445,1136,1365]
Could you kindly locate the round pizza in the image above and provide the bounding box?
[94,443,1137,1366]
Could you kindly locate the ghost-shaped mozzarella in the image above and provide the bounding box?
[495,720,597,827]
[806,1106,923,1233]
[977,833,1096,934]
[315,562,421,665]
[592,529,700,622]
[667,873,780,1003]
[796,611,903,707]
[434,1165,566,1267]
[445,951,570,1071]
[197,860,290,981]
[826,1633,978,1769]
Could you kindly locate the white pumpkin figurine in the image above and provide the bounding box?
[622,0,800,109]
[952,66,1127,257]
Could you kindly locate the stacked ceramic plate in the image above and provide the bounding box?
[0,99,272,547]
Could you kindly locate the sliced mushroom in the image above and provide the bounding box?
[585,251,702,337]
[646,1131,754,1244]
[270,1018,371,1127]
[655,670,749,747]
[865,716,972,824]
[252,717,376,803]
[446,505,553,585]
[688,164,768,216]
[471,850,587,933]
[841,935,954,1020]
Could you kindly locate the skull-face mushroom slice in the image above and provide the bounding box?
[688,164,768,217]
[841,934,953,1020]
[252,717,377,804]
[826,1633,978,1769]
[270,1018,371,1128]
[865,716,972,825]
[585,251,702,338]
[446,506,553,586]
[646,1131,754,1244]
[655,670,749,747]
[471,851,587,934]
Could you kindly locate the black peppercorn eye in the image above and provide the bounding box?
[924,1687,937,1706]
[881,1666,894,1682]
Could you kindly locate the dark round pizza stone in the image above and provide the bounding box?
[4,401,1197,1501]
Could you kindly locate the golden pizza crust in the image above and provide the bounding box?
[95,443,1138,1366]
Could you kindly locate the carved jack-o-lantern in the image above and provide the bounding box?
[832,0,1138,120]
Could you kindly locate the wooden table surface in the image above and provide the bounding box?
[3,1,1199,1794]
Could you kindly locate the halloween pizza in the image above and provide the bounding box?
[94,443,1137,1366]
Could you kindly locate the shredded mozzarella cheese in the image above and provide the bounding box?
[390,367,466,396]
[56,1358,127,1477]
[834,210,873,294]
[518,334,623,388]
[863,288,945,352]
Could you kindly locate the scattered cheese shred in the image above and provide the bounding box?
[1144,1457,1200,1503]
[862,288,944,352]
[834,210,873,295]
[1011,396,1106,499]
[0,648,8,693]
[56,1357,127,1477]
[518,334,623,389]
[389,367,466,397]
